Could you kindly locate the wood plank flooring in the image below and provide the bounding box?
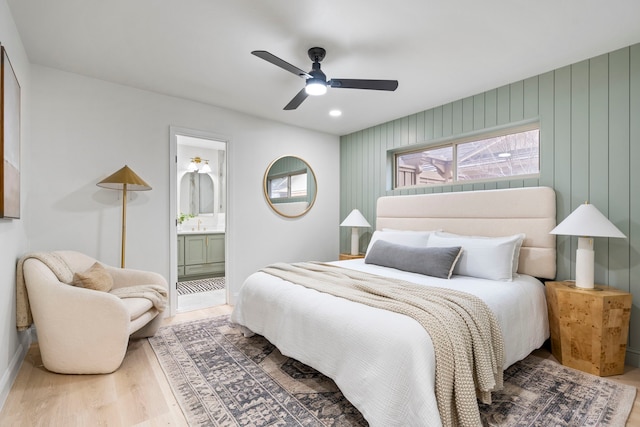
[1,304,638,426]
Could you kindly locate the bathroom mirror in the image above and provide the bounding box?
[263,156,317,218]
[180,172,214,215]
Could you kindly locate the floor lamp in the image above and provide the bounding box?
[97,165,152,268]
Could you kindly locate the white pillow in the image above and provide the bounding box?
[426,231,525,281]
[365,230,434,255]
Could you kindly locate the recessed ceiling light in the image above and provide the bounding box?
[498,152,512,158]
[329,109,342,117]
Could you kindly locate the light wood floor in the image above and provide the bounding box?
[1,304,639,426]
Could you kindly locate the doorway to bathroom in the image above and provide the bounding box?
[170,127,227,314]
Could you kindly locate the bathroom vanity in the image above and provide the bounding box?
[177,231,225,280]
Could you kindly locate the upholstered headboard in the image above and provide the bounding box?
[376,187,557,279]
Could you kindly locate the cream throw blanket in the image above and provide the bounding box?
[16,252,75,331]
[262,262,504,427]
[110,285,168,312]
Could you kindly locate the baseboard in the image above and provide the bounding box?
[0,329,32,412]
[625,348,640,368]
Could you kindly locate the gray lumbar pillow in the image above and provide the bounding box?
[364,239,462,279]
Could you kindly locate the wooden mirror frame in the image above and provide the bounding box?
[263,155,317,218]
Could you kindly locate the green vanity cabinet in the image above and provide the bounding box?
[177,235,185,277]
[206,234,225,264]
[178,233,225,280]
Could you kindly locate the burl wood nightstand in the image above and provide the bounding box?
[546,280,632,376]
[339,253,365,260]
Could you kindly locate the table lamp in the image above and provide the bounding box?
[340,209,371,256]
[97,165,152,268]
[550,202,626,289]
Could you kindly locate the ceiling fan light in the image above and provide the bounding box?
[305,80,327,96]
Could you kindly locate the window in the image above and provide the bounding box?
[268,171,308,199]
[269,176,290,199]
[394,124,539,189]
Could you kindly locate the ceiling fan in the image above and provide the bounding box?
[251,47,399,110]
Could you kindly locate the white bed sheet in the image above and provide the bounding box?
[230,259,549,427]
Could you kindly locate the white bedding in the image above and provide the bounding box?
[230,259,549,427]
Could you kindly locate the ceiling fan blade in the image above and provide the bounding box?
[329,79,399,91]
[251,50,311,79]
[283,88,309,110]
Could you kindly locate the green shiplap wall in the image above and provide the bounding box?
[340,43,640,363]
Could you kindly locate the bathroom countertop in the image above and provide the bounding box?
[177,229,225,235]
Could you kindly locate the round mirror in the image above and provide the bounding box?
[263,156,317,218]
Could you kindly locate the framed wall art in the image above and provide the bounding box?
[1,44,21,219]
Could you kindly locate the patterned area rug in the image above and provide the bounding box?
[149,315,636,426]
[479,358,636,426]
[177,277,225,295]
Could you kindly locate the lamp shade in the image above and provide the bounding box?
[199,162,212,174]
[340,209,371,228]
[97,165,152,191]
[550,203,625,238]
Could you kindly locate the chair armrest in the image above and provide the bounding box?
[103,265,168,290]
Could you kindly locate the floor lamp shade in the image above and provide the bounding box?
[550,203,626,289]
[340,209,371,256]
[97,165,152,268]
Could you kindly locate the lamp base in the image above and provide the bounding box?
[574,237,594,289]
[350,228,360,256]
[564,281,603,291]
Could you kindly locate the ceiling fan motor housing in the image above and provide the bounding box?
[306,62,328,93]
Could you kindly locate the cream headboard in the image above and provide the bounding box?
[376,187,557,279]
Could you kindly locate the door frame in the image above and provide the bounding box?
[169,126,230,316]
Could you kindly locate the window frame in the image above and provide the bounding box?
[391,121,540,190]
[267,169,308,200]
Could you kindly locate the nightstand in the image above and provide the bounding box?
[546,281,632,376]
[339,253,365,260]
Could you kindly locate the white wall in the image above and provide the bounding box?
[0,0,31,408]
[27,65,340,304]
[0,56,339,406]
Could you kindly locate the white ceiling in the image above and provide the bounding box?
[7,0,640,136]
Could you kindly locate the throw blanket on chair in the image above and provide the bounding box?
[261,262,505,427]
[110,284,168,312]
[16,252,75,331]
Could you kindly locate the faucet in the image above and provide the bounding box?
[197,219,202,231]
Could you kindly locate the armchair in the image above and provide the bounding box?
[19,250,168,374]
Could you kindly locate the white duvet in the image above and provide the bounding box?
[230,259,549,427]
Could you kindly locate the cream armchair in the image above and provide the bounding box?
[20,250,167,374]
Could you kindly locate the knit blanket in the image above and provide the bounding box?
[261,262,505,427]
[16,252,75,331]
[110,284,168,312]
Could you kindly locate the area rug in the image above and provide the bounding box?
[177,277,225,295]
[149,315,636,426]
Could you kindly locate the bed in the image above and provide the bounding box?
[231,186,557,427]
